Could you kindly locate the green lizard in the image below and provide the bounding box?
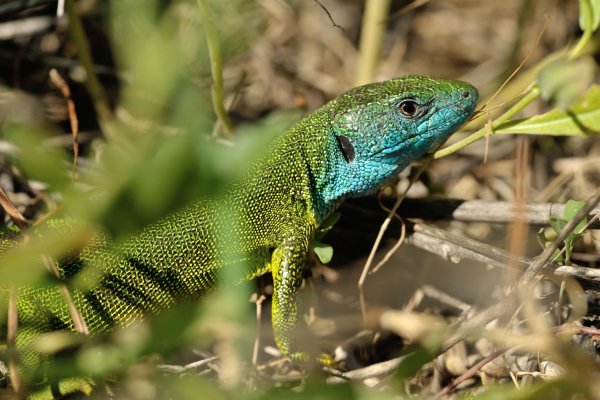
[1,75,478,395]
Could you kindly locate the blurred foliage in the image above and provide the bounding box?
[0,0,598,399]
[0,0,283,397]
[538,57,596,110]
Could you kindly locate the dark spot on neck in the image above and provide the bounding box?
[336,135,355,163]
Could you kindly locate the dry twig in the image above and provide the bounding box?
[49,68,79,181]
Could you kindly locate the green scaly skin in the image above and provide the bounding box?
[2,76,478,394]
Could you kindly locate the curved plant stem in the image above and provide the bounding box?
[434,86,541,159]
[569,29,592,61]
[197,0,234,138]
[569,0,595,61]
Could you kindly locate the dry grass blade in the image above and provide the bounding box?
[485,16,550,107]
[252,294,266,366]
[49,68,79,181]
[357,158,431,322]
[7,287,22,396]
[0,186,28,231]
[65,0,112,127]
[370,216,405,274]
[42,255,89,335]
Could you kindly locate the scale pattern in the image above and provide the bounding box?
[2,76,478,381]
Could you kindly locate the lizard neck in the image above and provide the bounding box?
[305,132,403,225]
[283,120,344,226]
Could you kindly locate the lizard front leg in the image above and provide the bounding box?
[270,235,310,361]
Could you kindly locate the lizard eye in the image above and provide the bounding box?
[398,100,420,118]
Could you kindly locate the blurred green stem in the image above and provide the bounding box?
[197,0,234,138]
[434,86,541,159]
[355,0,391,86]
[65,0,112,132]
[569,27,593,61]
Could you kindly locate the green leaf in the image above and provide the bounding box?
[495,85,600,136]
[562,199,587,264]
[548,200,588,264]
[579,0,600,32]
[313,241,334,264]
[4,122,71,191]
[563,199,587,234]
[549,216,565,235]
[537,57,596,109]
[537,227,547,249]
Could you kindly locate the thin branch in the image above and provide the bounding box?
[448,200,600,228]
[420,285,472,313]
[555,265,600,282]
[406,222,600,292]
[435,349,507,398]
[312,0,346,33]
[325,354,408,383]
[418,190,600,355]
[346,198,600,228]
[407,222,535,271]
[157,355,219,373]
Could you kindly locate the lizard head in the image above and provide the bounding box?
[320,75,478,203]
